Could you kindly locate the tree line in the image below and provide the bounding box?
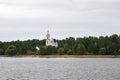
[0,34,120,55]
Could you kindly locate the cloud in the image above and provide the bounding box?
[0,0,120,41]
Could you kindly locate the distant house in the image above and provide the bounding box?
[46,30,58,47]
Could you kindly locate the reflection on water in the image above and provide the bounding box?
[0,57,120,80]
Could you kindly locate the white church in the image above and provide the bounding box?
[46,30,58,47]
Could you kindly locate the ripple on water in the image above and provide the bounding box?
[0,58,120,80]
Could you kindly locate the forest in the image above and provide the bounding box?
[0,34,120,55]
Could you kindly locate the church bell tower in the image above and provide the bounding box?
[46,30,58,47]
[46,30,50,46]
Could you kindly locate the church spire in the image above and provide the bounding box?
[47,30,49,35]
[46,29,50,40]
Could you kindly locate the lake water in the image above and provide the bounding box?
[0,57,120,80]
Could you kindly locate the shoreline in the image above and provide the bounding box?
[0,55,120,58]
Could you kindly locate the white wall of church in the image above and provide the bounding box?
[46,30,58,47]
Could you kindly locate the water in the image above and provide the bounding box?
[0,57,120,80]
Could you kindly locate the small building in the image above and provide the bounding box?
[46,30,58,47]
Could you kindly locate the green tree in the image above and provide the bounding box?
[67,49,73,55]
[118,49,120,55]
[63,44,69,53]
[57,48,64,55]
[39,46,47,55]
[5,45,17,55]
[76,44,86,55]
[0,48,4,55]
[46,46,57,55]
[66,37,75,52]
[99,48,106,55]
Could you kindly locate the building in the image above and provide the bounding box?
[46,30,58,47]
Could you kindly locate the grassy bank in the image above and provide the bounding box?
[0,55,120,58]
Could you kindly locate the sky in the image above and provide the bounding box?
[0,0,120,41]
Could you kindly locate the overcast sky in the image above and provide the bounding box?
[0,0,120,41]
